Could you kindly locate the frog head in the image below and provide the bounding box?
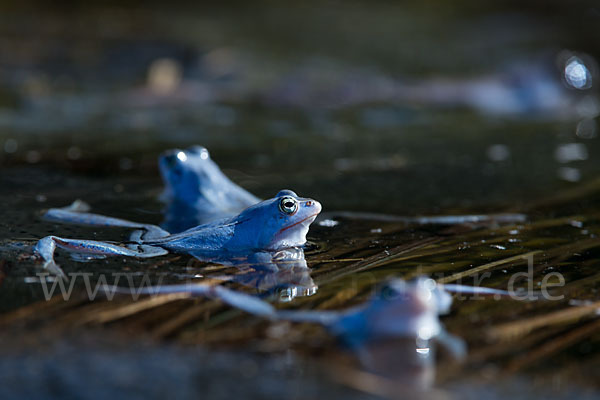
[231,190,322,250]
[159,146,212,204]
[330,278,452,347]
[159,146,259,210]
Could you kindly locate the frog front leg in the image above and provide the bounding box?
[34,236,168,277]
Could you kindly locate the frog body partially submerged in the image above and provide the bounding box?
[149,190,320,253]
[34,190,321,276]
[111,275,467,357]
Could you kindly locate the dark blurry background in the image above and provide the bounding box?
[0,0,599,215]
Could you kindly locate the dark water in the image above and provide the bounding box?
[1,2,600,399]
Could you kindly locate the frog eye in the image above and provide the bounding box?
[279,196,298,215]
[175,151,188,162]
[190,146,210,160]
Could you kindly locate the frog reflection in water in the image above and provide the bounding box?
[156,247,317,302]
[34,190,321,278]
[222,248,317,301]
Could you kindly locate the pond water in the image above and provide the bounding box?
[1,2,600,399]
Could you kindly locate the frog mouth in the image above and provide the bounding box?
[278,213,320,234]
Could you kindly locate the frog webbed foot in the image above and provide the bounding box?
[62,199,92,213]
[41,260,67,279]
[33,235,168,277]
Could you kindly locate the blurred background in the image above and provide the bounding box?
[0,0,599,215]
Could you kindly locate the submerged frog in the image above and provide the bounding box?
[125,276,515,353]
[112,276,476,357]
[159,146,260,231]
[34,190,321,277]
[105,275,513,391]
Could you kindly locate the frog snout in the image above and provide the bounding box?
[305,200,322,214]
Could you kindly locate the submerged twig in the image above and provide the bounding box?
[0,292,88,326]
[315,237,443,285]
[437,250,542,284]
[329,363,449,400]
[151,301,225,339]
[86,293,192,324]
[503,318,600,374]
[487,300,600,341]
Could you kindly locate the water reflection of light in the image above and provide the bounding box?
[147,58,182,94]
[280,287,298,302]
[416,348,430,355]
[67,146,82,160]
[487,144,510,161]
[3,138,17,153]
[554,143,588,163]
[318,219,339,227]
[557,167,581,182]
[576,119,598,139]
[564,57,592,90]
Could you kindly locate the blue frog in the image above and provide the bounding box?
[43,146,260,233]
[158,146,261,231]
[34,190,321,277]
[110,276,482,359]
[123,276,516,356]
